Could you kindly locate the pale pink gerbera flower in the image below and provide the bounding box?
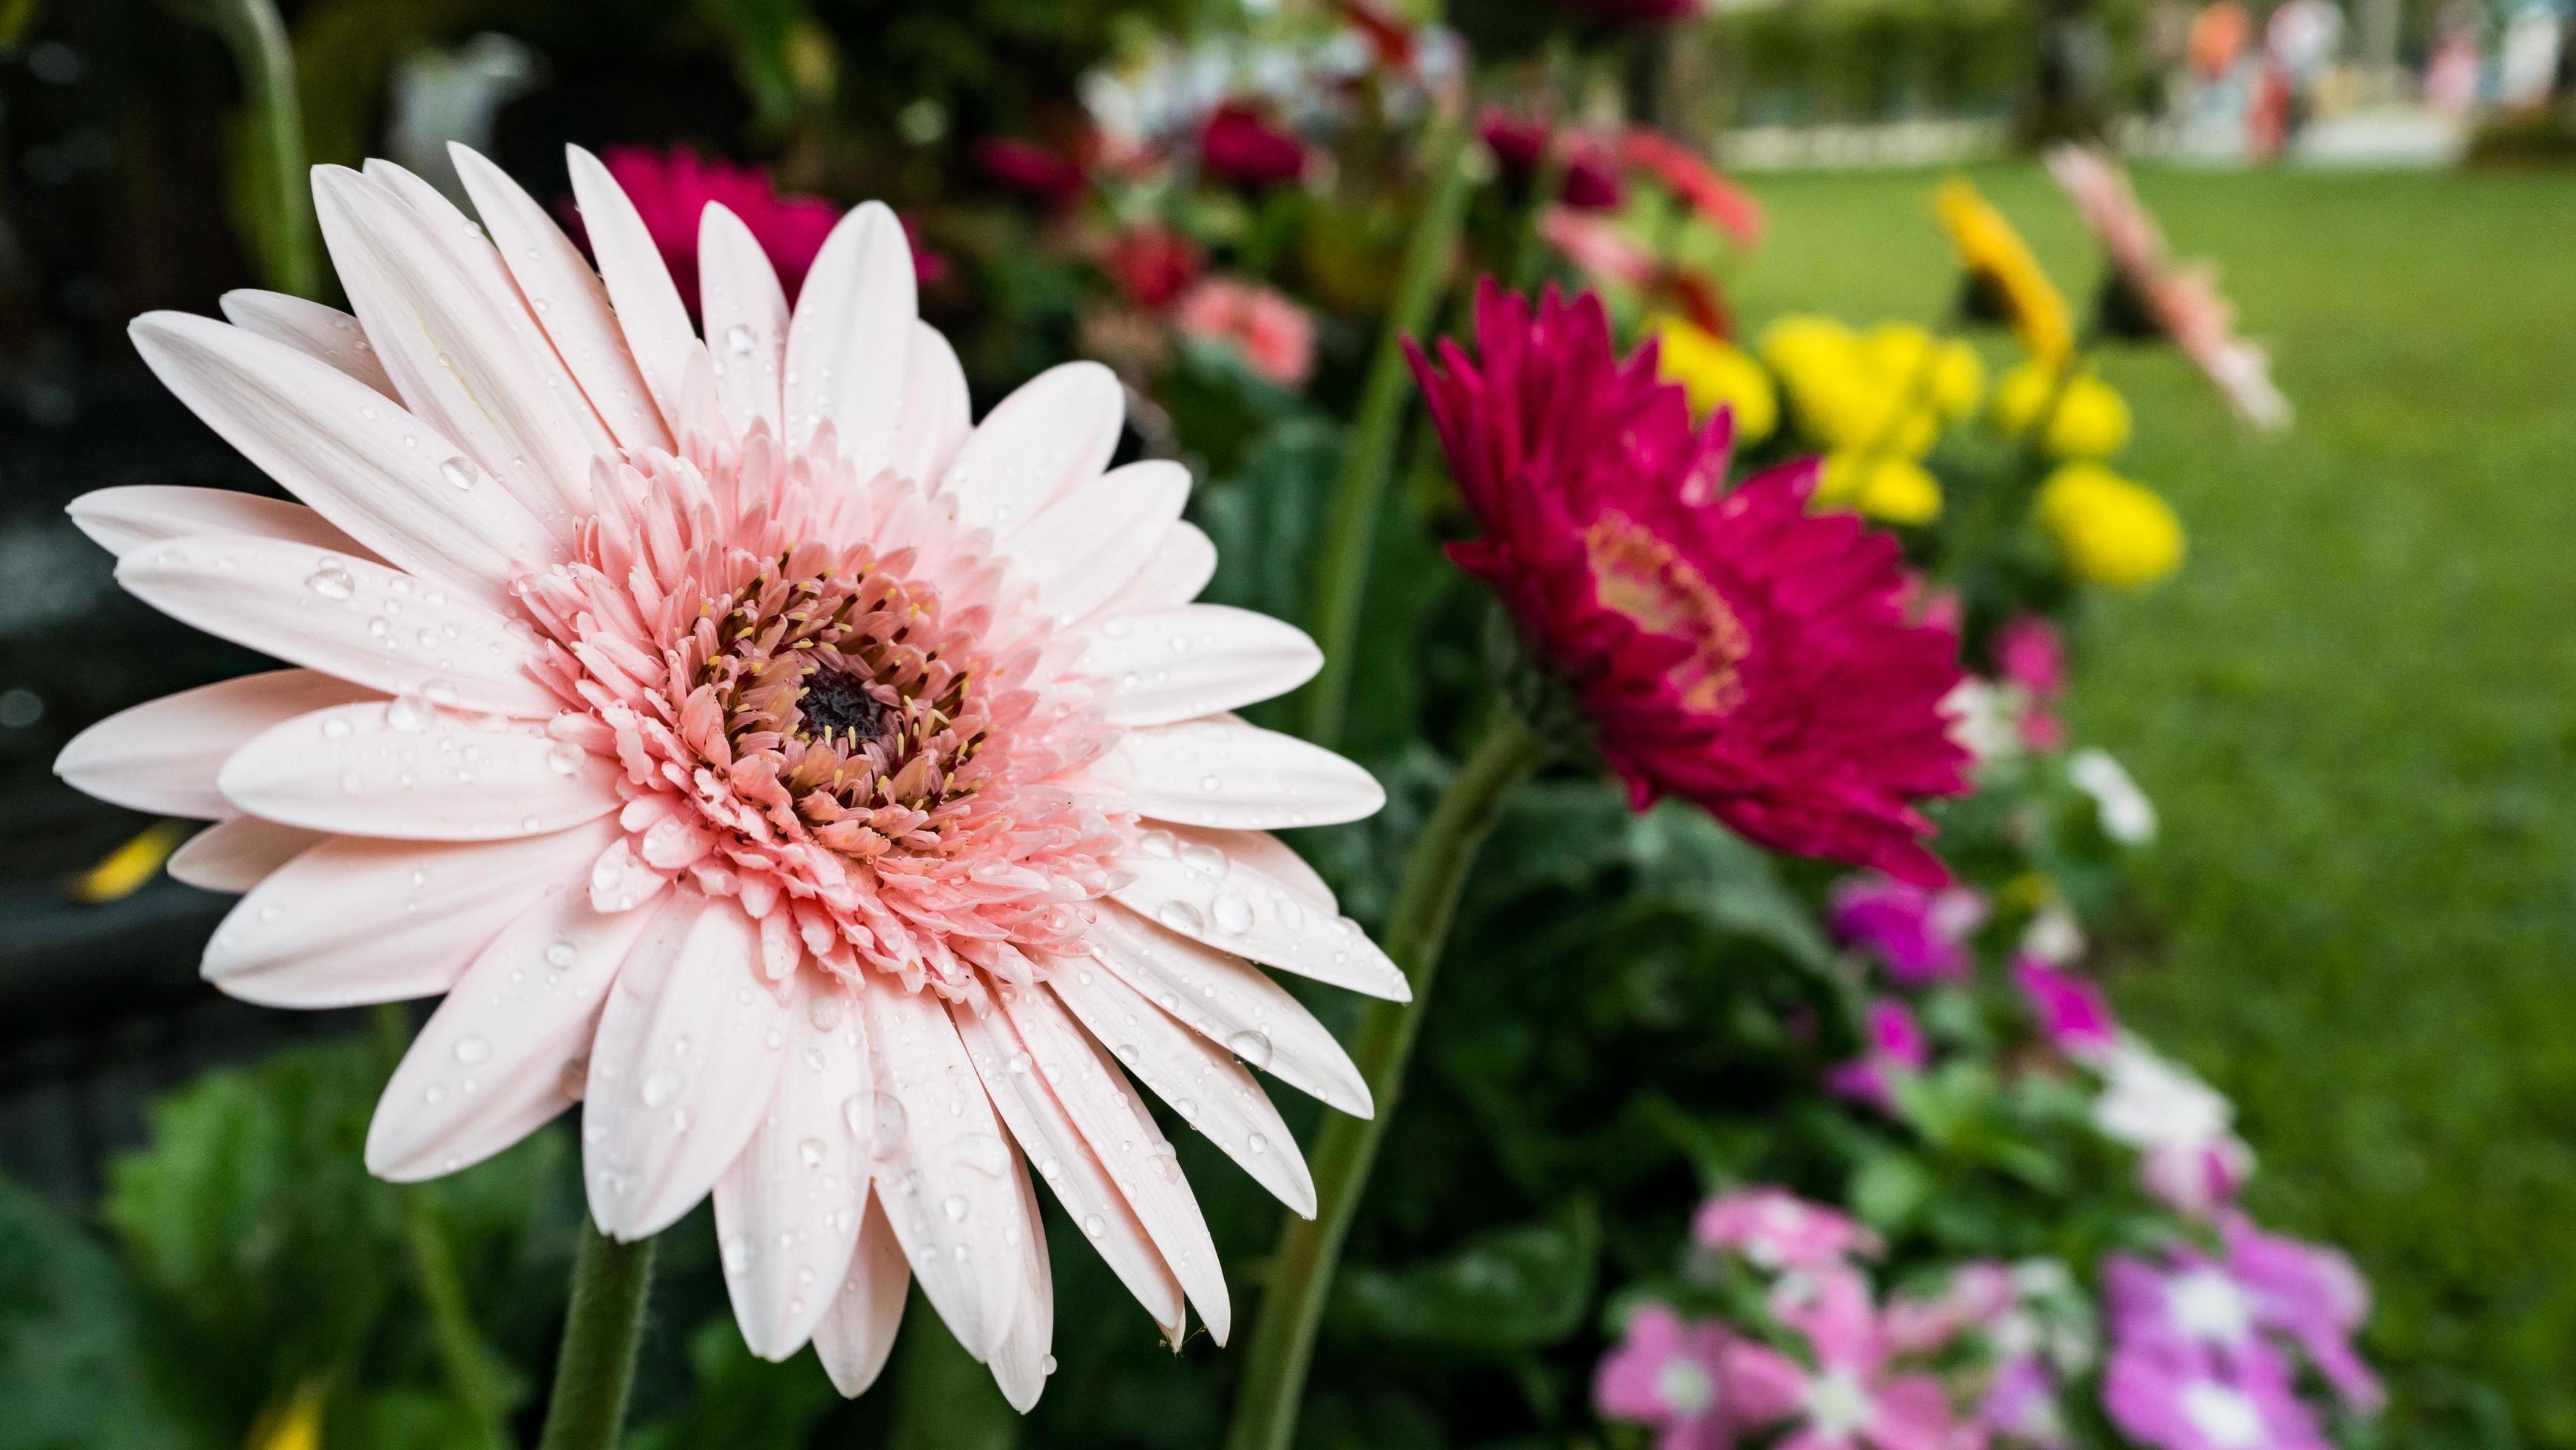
[54,146,1401,1408]
[2043,146,2291,433]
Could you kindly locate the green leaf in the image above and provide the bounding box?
[1328,1199,1601,1354]
[0,1174,215,1450]
[101,1039,403,1409]
[1848,1151,1934,1233]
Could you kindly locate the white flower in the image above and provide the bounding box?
[2067,747,2157,844]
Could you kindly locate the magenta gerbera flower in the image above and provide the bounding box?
[1410,284,1970,883]
[55,146,1402,1407]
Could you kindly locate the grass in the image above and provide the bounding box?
[1732,164,2576,1448]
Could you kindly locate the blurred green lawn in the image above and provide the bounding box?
[1733,164,2576,1448]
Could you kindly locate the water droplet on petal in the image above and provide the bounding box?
[1248,1133,1268,1155]
[546,741,586,776]
[439,456,479,490]
[798,1137,827,1170]
[640,1069,680,1107]
[320,715,353,740]
[1178,842,1227,877]
[305,564,354,600]
[453,1035,490,1065]
[865,1092,906,1156]
[1083,1213,1106,1238]
[1228,1030,1274,1069]
[1211,894,1255,934]
[1156,901,1205,935]
[942,1195,969,1223]
[726,323,756,356]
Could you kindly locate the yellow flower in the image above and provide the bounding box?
[247,1380,325,1450]
[2036,462,2183,587]
[1652,315,1779,442]
[1861,323,1985,425]
[1762,316,1938,457]
[1992,360,2132,459]
[1935,178,2075,365]
[70,820,188,904]
[1819,452,1944,525]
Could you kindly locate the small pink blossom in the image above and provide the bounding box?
[2012,957,2117,1062]
[1174,277,1317,389]
[1830,874,1987,986]
[1993,615,2066,698]
[1882,1261,2016,1355]
[2092,1041,2253,1218]
[978,138,1088,209]
[2218,1215,2384,1411]
[1825,999,1930,1116]
[1978,1356,2069,1448]
[1694,1187,1882,1273]
[1200,104,1308,189]
[1596,1303,1753,1450]
[582,147,843,303]
[1730,1269,1963,1450]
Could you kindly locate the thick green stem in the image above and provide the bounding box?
[1223,707,1549,1450]
[1299,120,1479,752]
[535,1224,657,1450]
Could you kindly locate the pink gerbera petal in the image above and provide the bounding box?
[1409,282,1971,883]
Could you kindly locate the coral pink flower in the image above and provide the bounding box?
[1825,999,1930,1115]
[2013,957,2117,1061]
[1408,284,1970,883]
[1619,128,1764,248]
[1830,874,1987,986]
[1174,277,1318,390]
[2044,146,2290,432]
[1595,1303,1756,1450]
[582,147,843,303]
[1538,207,1662,292]
[1728,1269,1962,1450]
[57,145,1402,1408]
[1200,104,1308,189]
[1694,1186,1882,1273]
[1104,225,1203,309]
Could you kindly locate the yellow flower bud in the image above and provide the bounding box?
[2035,462,2184,587]
[1818,452,1944,525]
[1652,316,1779,443]
[1991,360,2131,459]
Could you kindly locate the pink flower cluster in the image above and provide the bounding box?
[2101,1218,2381,1450]
[1608,1188,2058,1450]
[1830,874,1989,986]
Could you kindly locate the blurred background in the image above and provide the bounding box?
[2,1,2572,1447]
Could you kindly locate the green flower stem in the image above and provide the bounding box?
[368,1005,515,1446]
[1299,118,1479,752]
[1223,704,1549,1450]
[535,1223,658,1450]
[174,0,320,297]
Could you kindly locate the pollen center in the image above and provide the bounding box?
[1583,511,1749,716]
[797,666,897,750]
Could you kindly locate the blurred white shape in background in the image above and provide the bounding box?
[385,33,544,208]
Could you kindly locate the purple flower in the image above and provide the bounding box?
[2102,1339,2327,1450]
[1830,875,1987,986]
[1825,999,1929,1115]
[2220,1215,2383,1412]
[2013,957,2117,1060]
[1980,1355,2069,1448]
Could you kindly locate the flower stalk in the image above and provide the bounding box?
[1300,118,1479,750]
[535,1224,658,1450]
[1224,702,1550,1450]
[162,0,321,297]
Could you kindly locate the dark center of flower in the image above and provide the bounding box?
[686,553,993,862]
[1583,512,1750,716]
[797,666,897,751]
